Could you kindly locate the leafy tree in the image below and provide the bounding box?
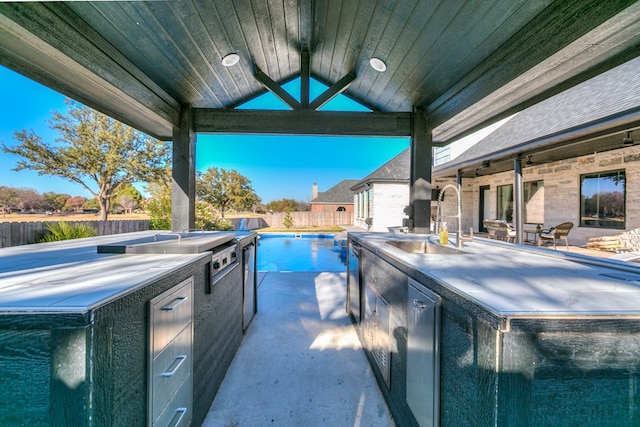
[42,192,70,212]
[296,201,310,211]
[144,163,173,199]
[265,198,301,212]
[2,99,170,220]
[113,183,143,213]
[16,188,44,211]
[142,194,172,230]
[118,183,144,203]
[82,198,99,210]
[196,167,260,218]
[142,191,233,231]
[116,195,137,214]
[64,196,88,212]
[0,186,19,217]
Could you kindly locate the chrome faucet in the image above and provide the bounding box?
[154,233,182,242]
[435,184,473,248]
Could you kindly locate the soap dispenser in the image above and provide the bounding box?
[439,222,448,245]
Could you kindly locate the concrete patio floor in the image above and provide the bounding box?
[202,271,396,427]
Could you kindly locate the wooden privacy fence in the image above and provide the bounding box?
[0,219,150,248]
[262,211,353,228]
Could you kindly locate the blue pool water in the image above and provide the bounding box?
[257,234,347,272]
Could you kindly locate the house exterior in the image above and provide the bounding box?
[309,179,358,212]
[433,57,640,246]
[351,149,410,232]
[351,57,639,246]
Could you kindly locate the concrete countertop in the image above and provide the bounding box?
[0,231,215,314]
[349,232,640,319]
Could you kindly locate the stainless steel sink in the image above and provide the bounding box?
[384,239,462,254]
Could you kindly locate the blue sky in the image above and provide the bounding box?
[0,66,409,203]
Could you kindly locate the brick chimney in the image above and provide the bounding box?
[312,182,318,200]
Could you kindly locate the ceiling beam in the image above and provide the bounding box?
[298,0,313,53]
[194,109,412,137]
[300,50,310,109]
[253,68,301,110]
[309,72,356,111]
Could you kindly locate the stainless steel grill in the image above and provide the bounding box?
[211,243,238,282]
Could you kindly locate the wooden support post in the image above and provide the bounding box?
[410,107,433,234]
[172,104,196,231]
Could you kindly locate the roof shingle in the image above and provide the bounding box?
[311,179,359,204]
[351,149,410,190]
[435,57,640,174]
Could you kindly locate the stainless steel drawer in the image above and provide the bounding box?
[153,373,192,427]
[407,279,441,427]
[151,325,192,421]
[149,278,193,427]
[150,279,193,358]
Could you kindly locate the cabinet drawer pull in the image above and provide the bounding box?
[413,299,428,310]
[170,407,188,427]
[161,355,187,377]
[162,296,188,311]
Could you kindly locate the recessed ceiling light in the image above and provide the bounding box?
[222,53,240,67]
[369,57,386,72]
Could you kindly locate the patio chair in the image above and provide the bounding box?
[537,222,573,249]
[483,219,516,242]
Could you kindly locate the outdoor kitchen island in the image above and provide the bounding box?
[347,232,640,427]
[0,230,257,427]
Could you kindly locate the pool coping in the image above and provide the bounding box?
[257,232,336,238]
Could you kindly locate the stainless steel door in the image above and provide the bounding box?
[242,243,256,332]
[346,241,361,321]
[407,278,441,427]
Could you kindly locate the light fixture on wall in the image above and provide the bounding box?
[222,53,240,67]
[623,131,635,145]
[526,155,533,166]
[369,57,387,72]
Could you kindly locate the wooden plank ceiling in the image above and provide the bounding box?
[0,0,639,142]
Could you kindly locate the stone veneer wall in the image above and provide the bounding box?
[438,145,640,246]
[619,228,640,251]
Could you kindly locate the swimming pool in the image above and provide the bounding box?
[257,233,347,272]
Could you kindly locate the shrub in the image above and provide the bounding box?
[142,196,234,231]
[141,196,172,230]
[283,210,294,229]
[38,221,97,242]
[195,200,233,230]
